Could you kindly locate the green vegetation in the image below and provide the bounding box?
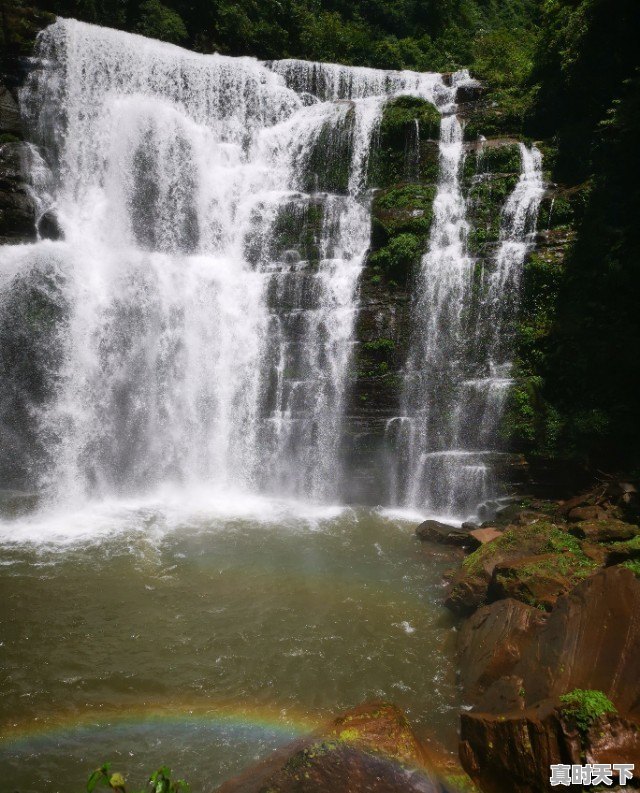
[368,96,440,186]
[267,201,324,266]
[369,233,422,282]
[622,559,640,578]
[4,0,540,72]
[135,0,187,43]
[462,522,596,588]
[88,764,189,793]
[558,689,617,734]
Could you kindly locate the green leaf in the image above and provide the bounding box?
[87,764,111,792]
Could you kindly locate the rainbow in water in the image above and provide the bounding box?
[0,700,319,749]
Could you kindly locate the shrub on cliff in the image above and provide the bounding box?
[558,689,617,734]
[135,0,187,43]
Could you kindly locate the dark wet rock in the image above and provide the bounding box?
[455,82,485,105]
[568,518,639,543]
[0,141,37,244]
[215,702,450,793]
[584,715,640,772]
[461,521,479,531]
[458,599,546,701]
[38,209,63,240]
[605,538,640,565]
[0,86,22,135]
[460,700,571,793]
[473,674,525,715]
[460,702,640,793]
[444,570,491,616]
[416,519,476,547]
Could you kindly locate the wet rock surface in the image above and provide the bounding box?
[460,703,640,793]
[215,702,456,793]
[515,566,640,714]
[457,599,546,702]
[568,518,638,543]
[0,140,37,244]
[444,521,598,615]
[433,484,640,792]
[416,519,478,548]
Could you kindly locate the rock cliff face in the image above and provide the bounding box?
[0,8,52,246]
[460,704,640,793]
[0,141,37,245]
[432,487,640,793]
[342,88,533,505]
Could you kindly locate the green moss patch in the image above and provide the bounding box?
[368,96,440,188]
[463,522,599,610]
[622,558,640,577]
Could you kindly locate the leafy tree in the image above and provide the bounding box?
[135,0,186,43]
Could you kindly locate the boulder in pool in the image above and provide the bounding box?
[215,701,455,792]
[416,519,476,548]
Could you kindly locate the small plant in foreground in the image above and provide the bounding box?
[87,764,189,793]
[558,689,617,734]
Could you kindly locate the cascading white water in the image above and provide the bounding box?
[388,128,543,519]
[1,18,461,511]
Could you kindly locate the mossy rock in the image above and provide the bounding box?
[461,87,533,141]
[558,689,617,734]
[463,142,522,184]
[266,199,324,265]
[568,519,639,544]
[301,107,354,194]
[490,550,598,611]
[371,184,436,245]
[464,166,521,258]
[537,182,591,231]
[621,558,640,577]
[446,522,601,615]
[606,534,640,566]
[355,337,397,380]
[368,96,441,188]
[368,233,422,284]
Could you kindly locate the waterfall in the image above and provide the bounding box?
[0,19,460,510]
[388,131,543,520]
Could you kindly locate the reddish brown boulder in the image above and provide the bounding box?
[214,702,448,793]
[488,554,577,611]
[445,523,580,616]
[585,715,640,769]
[559,492,594,516]
[460,703,640,793]
[567,504,608,522]
[457,599,546,700]
[460,700,575,793]
[468,528,501,546]
[515,566,640,716]
[568,519,638,543]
